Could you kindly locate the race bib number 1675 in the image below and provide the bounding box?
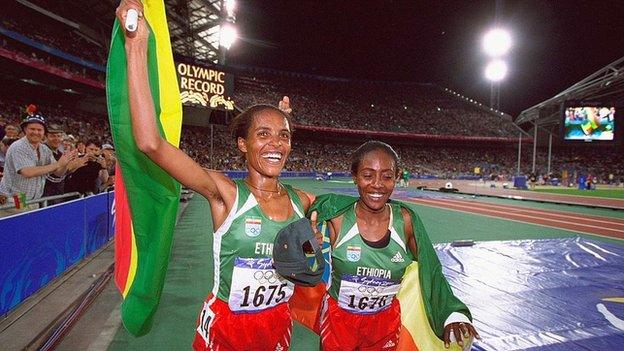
[229,257,294,313]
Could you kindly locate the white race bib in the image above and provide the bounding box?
[229,257,294,313]
[337,274,400,314]
[196,301,214,343]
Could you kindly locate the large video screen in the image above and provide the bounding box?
[563,106,615,141]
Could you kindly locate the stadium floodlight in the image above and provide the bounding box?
[483,28,511,57]
[225,0,236,18]
[220,24,237,49]
[485,60,508,82]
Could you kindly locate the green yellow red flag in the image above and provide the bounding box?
[106,0,182,336]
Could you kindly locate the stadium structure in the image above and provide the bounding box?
[0,1,623,351]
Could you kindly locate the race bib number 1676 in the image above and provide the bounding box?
[338,274,400,314]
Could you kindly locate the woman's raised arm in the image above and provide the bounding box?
[116,0,235,220]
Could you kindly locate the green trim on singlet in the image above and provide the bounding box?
[213,179,305,302]
[328,203,415,300]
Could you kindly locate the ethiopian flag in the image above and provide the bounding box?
[106,0,182,336]
[301,194,472,350]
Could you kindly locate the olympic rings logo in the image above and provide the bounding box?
[357,285,384,296]
[253,270,278,284]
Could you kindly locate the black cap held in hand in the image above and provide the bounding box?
[273,218,325,287]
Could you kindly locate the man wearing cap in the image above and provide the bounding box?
[43,124,67,200]
[0,115,76,208]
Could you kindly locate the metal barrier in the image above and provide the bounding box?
[0,192,83,211]
[0,191,115,316]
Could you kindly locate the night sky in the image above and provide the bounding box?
[228,0,624,117]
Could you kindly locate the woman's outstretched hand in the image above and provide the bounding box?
[443,321,480,349]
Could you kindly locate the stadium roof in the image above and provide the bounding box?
[164,0,225,62]
[24,0,227,63]
[516,56,624,127]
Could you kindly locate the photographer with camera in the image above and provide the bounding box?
[64,139,109,195]
[98,143,116,191]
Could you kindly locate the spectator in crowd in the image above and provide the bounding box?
[0,114,75,208]
[0,138,5,173]
[234,73,519,137]
[1,137,10,167]
[1,136,19,176]
[3,124,20,139]
[99,143,116,191]
[0,4,108,66]
[585,174,594,190]
[0,90,622,192]
[0,115,6,139]
[62,134,76,153]
[76,140,86,156]
[0,137,19,184]
[43,124,66,200]
[529,172,537,190]
[64,140,108,195]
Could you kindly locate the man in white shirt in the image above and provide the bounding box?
[0,114,76,209]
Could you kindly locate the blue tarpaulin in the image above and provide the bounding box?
[438,237,624,350]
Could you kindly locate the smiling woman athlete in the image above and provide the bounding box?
[314,141,479,350]
[116,1,315,350]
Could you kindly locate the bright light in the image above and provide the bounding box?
[225,0,236,17]
[220,24,237,49]
[483,28,511,57]
[485,60,508,81]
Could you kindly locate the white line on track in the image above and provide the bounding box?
[407,198,624,241]
[438,197,624,227]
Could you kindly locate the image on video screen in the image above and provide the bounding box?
[563,106,615,141]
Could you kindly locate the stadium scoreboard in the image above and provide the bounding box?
[562,101,616,142]
[176,61,234,111]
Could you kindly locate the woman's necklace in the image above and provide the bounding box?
[244,179,283,199]
[356,201,387,215]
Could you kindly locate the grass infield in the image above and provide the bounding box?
[533,187,624,199]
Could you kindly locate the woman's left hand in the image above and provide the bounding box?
[309,211,323,245]
[443,322,480,348]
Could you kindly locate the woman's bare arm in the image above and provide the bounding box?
[117,0,235,225]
